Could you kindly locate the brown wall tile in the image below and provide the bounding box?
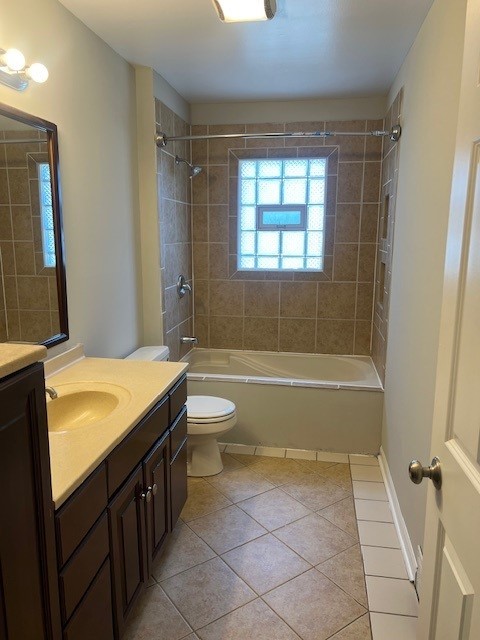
[333,244,359,281]
[354,321,372,355]
[316,320,355,355]
[280,282,317,318]
[279,318,316,353]
[335,205,360,243]
[210,316,243,349]
[337,163,363,203]
[210,280,244,316]
[244,281,280,317]
[317,283,356,319]
[244,317,279,351]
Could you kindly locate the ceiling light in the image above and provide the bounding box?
[26,63,49,84]
[212,0,276,23]
[0,46,49,91]
[1,48,26,72]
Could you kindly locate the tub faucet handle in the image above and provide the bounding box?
[45,386,58,400]
[180,336,198,345]
[177,275,192,298]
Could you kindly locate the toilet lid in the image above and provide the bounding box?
[187,395,236,420]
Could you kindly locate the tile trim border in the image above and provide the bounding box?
[378,446,417,581]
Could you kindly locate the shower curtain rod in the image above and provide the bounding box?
[156,124,401,148]
[0,138,46,144]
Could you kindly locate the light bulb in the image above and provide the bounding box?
[3,48,26,72]
[26,62,49,84]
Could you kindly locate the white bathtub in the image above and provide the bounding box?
[182,349,383,454]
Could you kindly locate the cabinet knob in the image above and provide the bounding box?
[151,483,158,496]
[140,489,152,503]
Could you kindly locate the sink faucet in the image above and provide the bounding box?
[180,336,198,345]
[45,386,58,400]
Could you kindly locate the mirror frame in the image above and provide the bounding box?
[0,102,68,347]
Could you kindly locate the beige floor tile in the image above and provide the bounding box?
[220,452,246,473]
[123,584,192,640]
[188,476,207,487]
[264,569,366,640]
[350,465,383,482]
[181,481,232,522]
[227,452,266,465]
[357,521,400,548]
[317,545,368,607]
[349,454,379,466]
[318,463,353,490]
[255,446,286,457]
[282,475,351,511]
[316,451,349,463]
[318,497,359,538]
[161,557,256,630]
[286,448,316,461]
[188,505,267,554]
[295,459,338,472]
[370,612,417,639]
[361,546,408,579]
[352,481,388,501]
[248,457,314,486]
[196,599,301,640]
[152,522,216,582]
[237,488,311,531]
[274,513,356,565]
[207,466,275,502]
[366,576,418,616]
[182,635,200,640]
[354,499,393,523]
[329,613,371,639]
[222,534,310,595]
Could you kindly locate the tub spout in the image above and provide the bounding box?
[180,336,198,345]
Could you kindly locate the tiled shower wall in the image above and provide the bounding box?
[0,130,59,343]
[191,120,383,355]
[372,91,403,384]
[155,100,194,361]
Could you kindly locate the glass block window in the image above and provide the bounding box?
[238,158,327,271]
[37,162,56,268]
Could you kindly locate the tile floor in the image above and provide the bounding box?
[124,445,418,640]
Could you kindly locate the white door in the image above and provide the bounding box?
[417,0,480,637]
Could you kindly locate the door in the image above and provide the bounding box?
[417,1,480,637]
[108,465,148,638]
[0,364,61,640]
[143,431,170,568]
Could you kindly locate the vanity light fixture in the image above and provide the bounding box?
[0,47,49,91]
[212,0,276,23]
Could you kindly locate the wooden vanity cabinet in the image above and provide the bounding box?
[0,363,61,640]
[54,374,188,640]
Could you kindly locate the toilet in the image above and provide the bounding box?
[125,346,237,477]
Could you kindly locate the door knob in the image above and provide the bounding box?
[150,484,158,496]
[140,488,152,503]
[409,457,442,490]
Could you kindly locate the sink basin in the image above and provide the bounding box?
[47,383,131,433]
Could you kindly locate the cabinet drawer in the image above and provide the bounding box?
[63,558,114,640]
[107,396,169,497]
[170,438,187,528]
[170,406,187,461]
[59,513,109,623]
[169,375,187,422]
[56,464,108,566]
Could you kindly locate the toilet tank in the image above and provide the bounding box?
[125,346,170,362]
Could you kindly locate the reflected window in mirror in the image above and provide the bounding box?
[38,162,56,268]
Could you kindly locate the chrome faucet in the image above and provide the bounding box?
[45,386,58,400]
[180,336,198,346]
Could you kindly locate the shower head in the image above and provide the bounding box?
[175,155,203,178]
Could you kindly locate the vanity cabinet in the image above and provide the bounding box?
[54,374,188,639]
[0,363,61,640]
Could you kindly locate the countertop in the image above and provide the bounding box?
[47,356,188,508]
[0,343,47,379]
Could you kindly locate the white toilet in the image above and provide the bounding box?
[125,346,237,477]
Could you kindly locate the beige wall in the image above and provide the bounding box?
[382,0,467,554]
[191,119,383,354]
[0,0,141,357]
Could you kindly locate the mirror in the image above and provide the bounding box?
[0,103,68,347]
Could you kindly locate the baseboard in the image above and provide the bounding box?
[378,446,417,582]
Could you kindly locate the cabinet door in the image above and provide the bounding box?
[143,431,169,568]
[0,363,61,640]
[108,466,147,638]
[170,438,188,529]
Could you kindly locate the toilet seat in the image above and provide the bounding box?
[187,396,236,423]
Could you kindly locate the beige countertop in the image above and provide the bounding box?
[47,356,188,508]
[0,343,47,379]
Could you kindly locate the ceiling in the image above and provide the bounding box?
[58,0,434,103]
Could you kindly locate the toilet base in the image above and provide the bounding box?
[187,437,224,477]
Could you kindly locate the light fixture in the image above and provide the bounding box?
[0,47,49,91]
[212,0,276,23]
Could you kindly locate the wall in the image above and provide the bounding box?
[0,128,59,342]
[191,120,382,354]
[381,0,467,555]
[0,0,141,357]
[155,100,193,361]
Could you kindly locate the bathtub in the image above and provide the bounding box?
[182,349,383,454]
